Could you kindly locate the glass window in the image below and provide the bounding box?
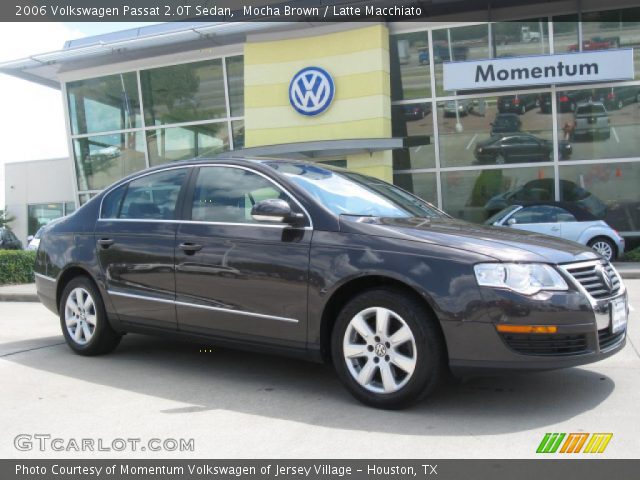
[511,205,562,224]
[390,32,430,100]
[67,73,141,135]
[101,184,127,219]
[141,59,227,126]
[78,193,97,206]
[392,103,435,170]
[226,56,244,117]
[560,162,640,232]
[441,167,554,223]
[27,203,63,236]
[552,15,579,53]
[191,167,288,223]
[437,93,553,168]
[64,202,76,215]
[119,169,188,220]
[73,132,146,191]
[232,120,245,150]
[147,122,230,166]
[392,171,438,206]
[433,24,489,96]
[556,86,640,161]
[492,19,549,58]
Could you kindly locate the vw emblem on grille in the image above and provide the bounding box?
[289,66,335,116]
[596,264,613,292]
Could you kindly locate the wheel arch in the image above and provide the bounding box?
[319,274,445,363]
[56,265,100,313]
[586,235,618,258]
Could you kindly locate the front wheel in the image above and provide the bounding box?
[588,237,616,262]
[60,276,121,355]
[331,288,445,409]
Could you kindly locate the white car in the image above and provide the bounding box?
[486,202,624,261]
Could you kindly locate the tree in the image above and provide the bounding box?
[0,209,15,230]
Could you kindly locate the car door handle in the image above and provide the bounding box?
[97,238,114,248]
[550,227,560,232]
[179,242,203,253]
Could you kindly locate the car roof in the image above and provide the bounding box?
[514,201,598,221]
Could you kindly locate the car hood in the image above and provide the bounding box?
[339,216,599,264]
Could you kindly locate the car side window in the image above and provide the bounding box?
[190,166,291,223]
[512,205,558,224]
[101,184,127,219]
[119,169,188,220]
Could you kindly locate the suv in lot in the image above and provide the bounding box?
[540,90,592,113]
[497,94,539,115]
[34,158,628,409]
[574,102,610,140]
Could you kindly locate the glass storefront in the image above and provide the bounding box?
[27,202,76,237]
[391,8,640,235]
[67,54,243,200]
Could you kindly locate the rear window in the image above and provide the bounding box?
[576,104,606,115]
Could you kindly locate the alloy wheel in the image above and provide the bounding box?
[342,307,417,394]
[65,287,97,345]
[591,241,613,261]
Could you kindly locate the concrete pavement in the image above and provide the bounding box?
[0,281,638,458]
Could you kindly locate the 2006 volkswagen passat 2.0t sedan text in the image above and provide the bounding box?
[34,158,628,409]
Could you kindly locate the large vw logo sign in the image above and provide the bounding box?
[289,66,335,116]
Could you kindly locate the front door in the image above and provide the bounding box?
[175,165,311,347]
[96,167,189,329]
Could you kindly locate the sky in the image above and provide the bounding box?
[0,22,157,210]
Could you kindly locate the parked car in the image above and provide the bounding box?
[594,86,640,111]
[497,94,539,115]
[568,36,620,51]
[486,201,624,261]
[573,102,610,140]
[540,90,592,113]
[474,133,571,164]
[403,103,431,121]
[443,99,473,116]
[490,113,522,136]
[0,227,22,250]
[35,158,627,409]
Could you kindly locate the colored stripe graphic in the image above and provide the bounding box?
[583,433,613,453]
[560,433,589,453]
[537,433,566,453]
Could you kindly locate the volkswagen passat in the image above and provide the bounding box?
[34,159,628,409]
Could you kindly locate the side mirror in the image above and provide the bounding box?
[251,199,304,225]
[27,235,34,243]
[507,217,517,226]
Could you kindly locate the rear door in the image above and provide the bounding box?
[96,167,190,329]
[174,165,312,347]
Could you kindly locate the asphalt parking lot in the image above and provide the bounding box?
[1,281,639,459]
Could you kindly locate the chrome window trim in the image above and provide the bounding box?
[98,163,314,229]
[34,272,56,283]
[107,290,299,324]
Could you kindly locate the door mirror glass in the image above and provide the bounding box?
[251,199,302,224]
[507,217,517,225]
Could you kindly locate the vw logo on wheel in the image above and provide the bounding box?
[289,66,335,116]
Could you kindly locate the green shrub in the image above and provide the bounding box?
[623,247,640,262]
[0,250,37,285]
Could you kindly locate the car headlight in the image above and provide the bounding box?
[474,263,568,295]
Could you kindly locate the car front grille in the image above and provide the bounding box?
[563,261,621,300]
[501,333,589,356]
[598,328,625,350]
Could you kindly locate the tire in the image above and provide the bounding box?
[330,287,445,409]
[59,276,121,356]
[588,237,616,262]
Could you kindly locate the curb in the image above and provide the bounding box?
[0,293,39,302]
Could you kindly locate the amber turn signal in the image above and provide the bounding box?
[496,324,558,334]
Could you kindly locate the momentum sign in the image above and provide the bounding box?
[443,49,634,91]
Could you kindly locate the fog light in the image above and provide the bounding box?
[496,325,558,334]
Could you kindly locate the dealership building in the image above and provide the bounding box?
[2,0,640,246]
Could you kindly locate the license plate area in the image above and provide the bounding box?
[611,297,627,334]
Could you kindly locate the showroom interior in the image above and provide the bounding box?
[2,0,640,243]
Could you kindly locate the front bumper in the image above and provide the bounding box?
[444,280,628,375]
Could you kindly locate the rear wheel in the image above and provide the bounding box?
[331,288,445,409]
[588,237,616,261]
[59,276,121,355]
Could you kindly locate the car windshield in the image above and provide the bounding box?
[264,162,444,218]
[484,205,520,225]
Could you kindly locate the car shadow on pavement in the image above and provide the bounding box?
[4,333,615,436]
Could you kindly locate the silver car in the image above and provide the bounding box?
[486,202,624,261]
